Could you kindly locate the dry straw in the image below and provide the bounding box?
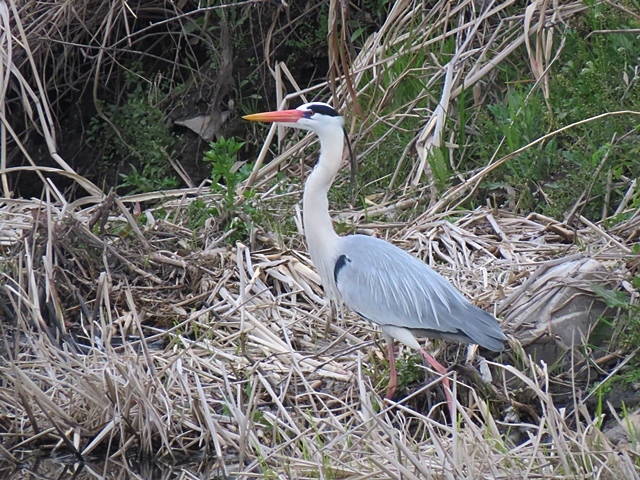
[1,0,639,477]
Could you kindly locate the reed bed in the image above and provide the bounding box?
[1,0,639,477]
[1,188,638,477]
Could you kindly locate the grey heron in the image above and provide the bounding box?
[243,102,506,410]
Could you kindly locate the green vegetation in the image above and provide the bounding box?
[591,272,640,392]
[467,4,640,219]
[205,136,248,205]
[88,67,180,194]
[186,199,218,231]
[395,352,426,392]
[200,136,254,243]
[347,2,640,223]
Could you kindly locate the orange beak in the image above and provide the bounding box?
[242,109,305,123]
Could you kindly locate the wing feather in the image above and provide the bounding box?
[334,234,505,351]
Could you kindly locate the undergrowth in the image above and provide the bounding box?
[88,66,180,194]
[469,2,640,219]
[201,136,254,243]
[347,1,640,223]
[592,269,640,391]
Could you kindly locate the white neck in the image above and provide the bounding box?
[302,126,344,298]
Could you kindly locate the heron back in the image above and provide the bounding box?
[334,234,506,351]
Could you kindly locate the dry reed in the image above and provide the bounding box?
[1,0,639,478]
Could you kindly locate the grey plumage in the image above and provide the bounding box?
[334,234,506,352]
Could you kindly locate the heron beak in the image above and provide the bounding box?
[243,109,305,123]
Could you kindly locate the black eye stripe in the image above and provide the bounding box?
[307,104,339,117]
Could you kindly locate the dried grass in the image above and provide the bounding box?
[1,186,638,476]
[1,0,640,477]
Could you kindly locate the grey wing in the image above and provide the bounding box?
[334,234,506,351]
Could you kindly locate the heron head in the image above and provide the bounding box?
[243,102,343,133]
[243,102,356,195]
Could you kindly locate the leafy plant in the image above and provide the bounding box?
[396,352,425,392]
[591,280,640,394]
[201,136,255,243]
[88,67,179,194]
[593,282,640,350]
[204,136,248,204]
[465,3,640,219]
[187,199,219,231]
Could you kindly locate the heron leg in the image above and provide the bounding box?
[419,348,454,417]
[385,339,398,399]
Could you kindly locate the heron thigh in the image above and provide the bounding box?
[380,325,422,351]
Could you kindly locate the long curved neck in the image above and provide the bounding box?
[302,127,344,295]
